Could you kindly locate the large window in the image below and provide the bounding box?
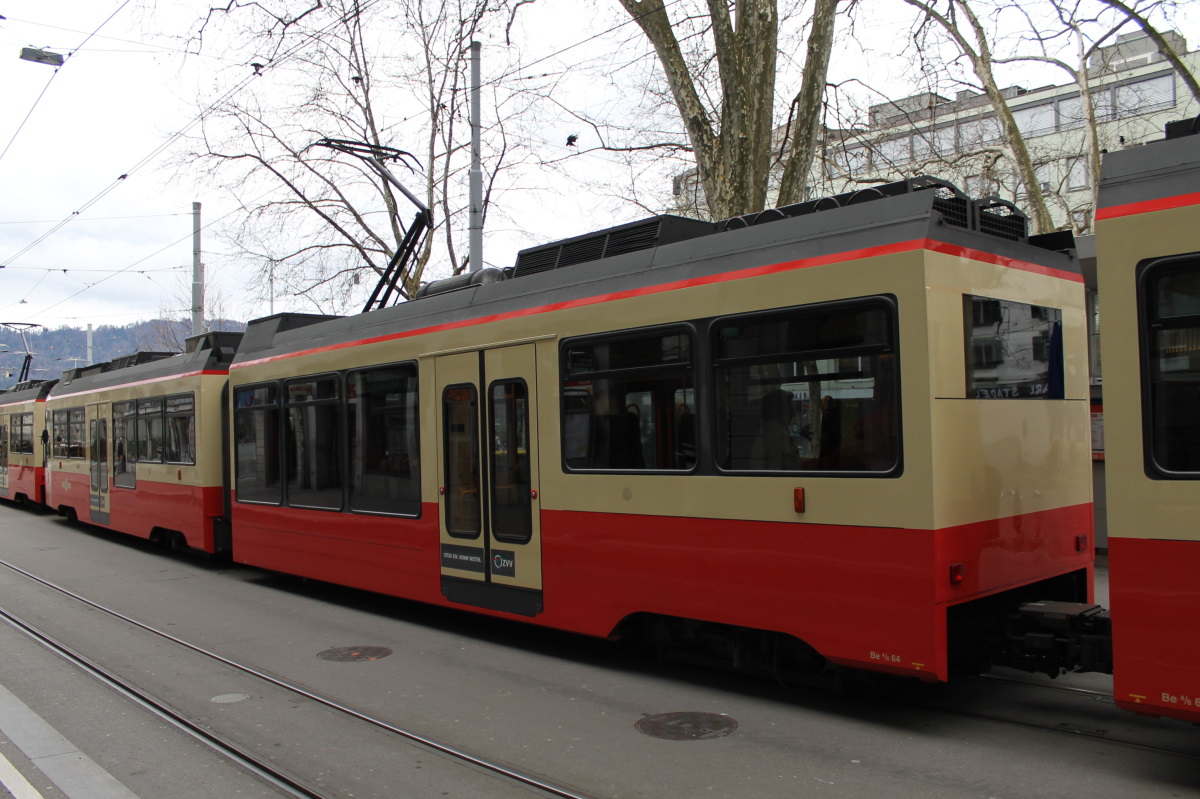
[965,296,1064,399]
[10,413,33,455]
[137,398,165,463]
[490,380,532,543]
[561,329,695,471]
[51,408,86,459]
[164,393,196,465]
[443,385,481,536]
[714,299,900,473]
[112,401,136,488]
[286,376,342,510]
[1141,256,1200,476]
[348,364,420,516]
[234,384,282,503]
[0,422,7,475]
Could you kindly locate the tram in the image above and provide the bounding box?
[41,332,241,553]
[0,379,55,506]
[1095,119,1200,723]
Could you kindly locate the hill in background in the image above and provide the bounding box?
[0,319,246,390]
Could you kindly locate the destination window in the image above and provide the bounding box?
[964,296,1064,399]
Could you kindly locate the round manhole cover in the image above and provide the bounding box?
[210,693,250,704]
[317,646,393,662]
[635,712,738,741]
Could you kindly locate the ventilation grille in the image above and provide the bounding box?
[512,216,715,279]
[973,198,1028,241]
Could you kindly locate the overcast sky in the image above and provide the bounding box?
[0,1,1196,335]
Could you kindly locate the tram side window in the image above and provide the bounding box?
[11,413,33,455]
[348,364,420,516]
[164,393,196,465]
[714,300,899,473]
[0,422,7,474]
[51,408,86,459]
[234,384,282,503]
[286,376,343,510]
[964,296,1063,399]
[561,329,695,471]
[1143,257,1200,476]
[112,401,137,488]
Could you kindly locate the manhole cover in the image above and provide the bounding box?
[210,693,250,704]
[635,712,738,741]
[317,646,393,662]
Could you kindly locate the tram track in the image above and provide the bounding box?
[0,557,600,799]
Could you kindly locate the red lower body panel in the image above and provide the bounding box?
[1110,536,1200,722]
[3,465,45,504]
[231,499,1092,683]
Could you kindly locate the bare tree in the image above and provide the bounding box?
[614,0,843,220]
[179,0,527,314]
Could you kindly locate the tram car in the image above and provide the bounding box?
[0,379,56,506]
[42,332,241,553]
[1095,120,1200,722]
[226,175,1093,683]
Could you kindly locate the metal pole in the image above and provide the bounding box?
[468,41,483,273]
[86,324,93,366]
[192,202,203,335]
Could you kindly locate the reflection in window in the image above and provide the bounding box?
[1143,257,1200,475]
[443,385,481,537]
[965,296,1064,399]
[714,300,900,473]
[165,393,196,464]
[10,413,32,455]
[112,401,136,488]
[234,384,282,503]
[137,398,164,463]
[561,330,695,471]
[51,408,86,460]
[491,380,532,543]
[348,364,420,516]
[286,377,342,509]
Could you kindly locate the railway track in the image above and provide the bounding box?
[0,557,599,799]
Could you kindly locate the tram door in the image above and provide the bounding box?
[435,344,543,616]
[87,404,110,524]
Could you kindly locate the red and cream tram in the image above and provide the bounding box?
[0,379,56,506]
[226,177,1092,682]
[1096,121,1200,722]
[42,332,241,553]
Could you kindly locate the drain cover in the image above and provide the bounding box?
[317,646,393,662]
[635,712,738,741]
[210,693,250,704]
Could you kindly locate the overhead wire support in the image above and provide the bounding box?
[313,138,431,314]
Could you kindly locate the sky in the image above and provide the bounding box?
[0,0,1196,336]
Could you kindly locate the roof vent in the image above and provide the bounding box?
[512,215,715,279]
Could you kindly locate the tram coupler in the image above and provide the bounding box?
[994,601,1113,677]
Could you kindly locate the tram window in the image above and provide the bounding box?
[560,329,695,471]
[164,393,196,465]
[347,364,420,516]
[51,408,86,460]
[234,384,282,504]
[0,423,7,474]
[714,300,899,473]
[285,376,343,510]
[137,398,165,463]
[1142,256,1200,476]
[112,401,136,488]
[443,385,481,537]
[490,380,532,543]
[11,413,33,455]
[964,296,1064,399]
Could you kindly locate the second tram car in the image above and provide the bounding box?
[225,178,1093,682]
[42,332,241,553]
[1096,122,1200,722]
[0,379,55,506]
